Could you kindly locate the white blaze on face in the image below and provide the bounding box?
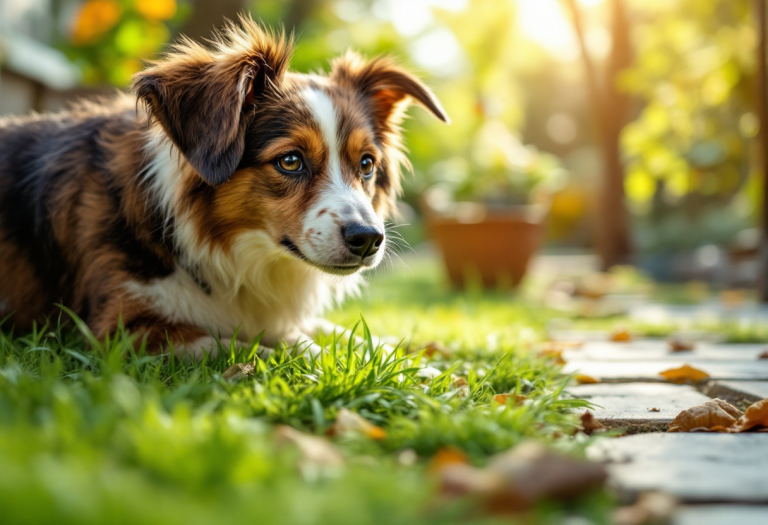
[299,87,385,271]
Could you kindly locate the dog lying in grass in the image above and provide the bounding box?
[0,16,448,359]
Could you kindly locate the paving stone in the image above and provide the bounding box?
[568,383,710,431]
[630,303,768,325]
[563,341,767,363]
[563,360,768,382]
[674,505,768,525]
[704,381,768,403]
[588,434,768,503]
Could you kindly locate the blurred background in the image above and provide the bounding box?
[1,0,766,298]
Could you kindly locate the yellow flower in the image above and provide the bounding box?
[70,0,123,46]
[135,0,177,21]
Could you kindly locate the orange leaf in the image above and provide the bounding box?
[423,341,450,358]
[537,348,566,365]
[731,399,768,432]
[575,374,599,385]
[659,364,710,384]
[429,447,470,473]
[493,393,527,406]
[668,338,695,352]
[667,399,741,432]
[135,0,177,21]
[610,329,632,342]
[329,408,387,440]
[580,410,605,435]
[70,0,122,46]
[758,350,768,360]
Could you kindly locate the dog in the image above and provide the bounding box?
[0,17,448,359]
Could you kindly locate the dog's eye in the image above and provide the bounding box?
[277,154,303,173]
[360,155,375,179]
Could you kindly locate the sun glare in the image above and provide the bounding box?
[516,0,605,62]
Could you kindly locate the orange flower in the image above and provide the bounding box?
[135,0,177,21]
[70,0,123,46]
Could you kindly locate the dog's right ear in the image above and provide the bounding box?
[133,18,292,186]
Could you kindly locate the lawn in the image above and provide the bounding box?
[0,259,615,525]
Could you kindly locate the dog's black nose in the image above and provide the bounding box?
[342,223,384,258]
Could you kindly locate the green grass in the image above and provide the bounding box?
[0,260,614,525]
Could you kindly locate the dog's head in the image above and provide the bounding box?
[134,17,448,276]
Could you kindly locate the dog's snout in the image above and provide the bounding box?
[342,223,384,258]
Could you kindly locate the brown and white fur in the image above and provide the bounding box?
[0,18,448,359]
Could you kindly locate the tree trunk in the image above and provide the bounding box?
[754,0,768,301]
[181,0,247,41]
[564,0,632,270]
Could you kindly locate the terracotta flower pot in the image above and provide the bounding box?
[424,201,545,288]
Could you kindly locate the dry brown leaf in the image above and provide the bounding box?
[222,362,254,381]
[720,289,745,307]
[731,398,768,432]
[493,393,527,406]
[668,337,695,352]
[668,399,742,432]
[423,341,450,358]
[329,408,386,440]
[648,407,660,412]
[613,492,678,525]
[610,329,632,342]
[758,350,768,360]
[580,410,606,435]
[659,364,710,384]
[575,374,599,385]
[435,442,607,515]
[275,425,344,478]
[537,348,566,365]
[428,447,470,473]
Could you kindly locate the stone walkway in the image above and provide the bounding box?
[559,325,768,524]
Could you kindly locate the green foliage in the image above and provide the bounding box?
[620,0,756,251]
[58,0,189,86]
[0,264,611,525]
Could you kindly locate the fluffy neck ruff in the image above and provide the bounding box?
[141,130,361,337]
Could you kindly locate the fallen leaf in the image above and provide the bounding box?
[329,408,386,440]
[275,425,344,479]
[659,364,710,384]
[648,407,660,412]
[731,398,768,432]
[423,341,450,358]
[758,350,768,360]
[575,374,599,385]
[537,348,566,365]
[428,447,470,473]
[435,442,607,514]
[580,410,605,435]
[493,393,527,406]
[610,329,632,343]
[613,491,678,525]
[720,289,745,308]
[668,399,742,432]
[453,377,470,398]
[668,337,695,352]
[222,362,254,381]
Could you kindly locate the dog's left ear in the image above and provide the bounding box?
[133,19,292,186]
[330,52,450,137]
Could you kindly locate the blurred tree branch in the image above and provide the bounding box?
[563,0,632,270]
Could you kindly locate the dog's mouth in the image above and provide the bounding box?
[280,237,363,276]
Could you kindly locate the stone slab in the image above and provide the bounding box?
[674,505,768,525]
[563,360,768,382]
[568,383,710,430]
[563,341,767,363]
[588,434,768,503]
[705,381,768,404]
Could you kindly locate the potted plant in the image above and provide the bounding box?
[422,120,567,288]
